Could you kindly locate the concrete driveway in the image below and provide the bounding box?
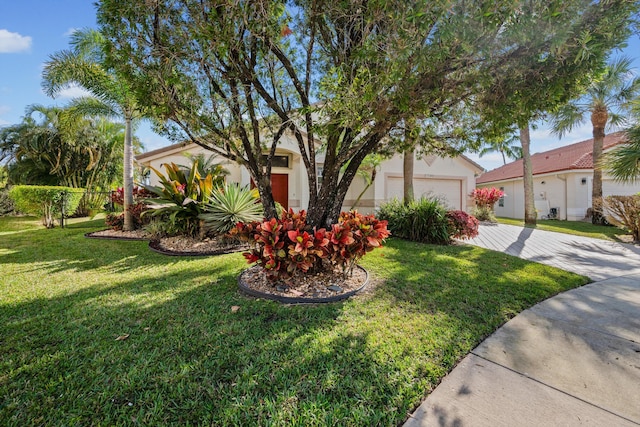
[404,224,640,427]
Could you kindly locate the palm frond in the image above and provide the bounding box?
[549,102,586,138]
[602,127,640,183]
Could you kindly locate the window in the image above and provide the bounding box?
[316,165,323,187]
[262,154,289,168]
[498,187,505,207]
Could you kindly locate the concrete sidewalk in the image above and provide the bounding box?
[404,224,640,427]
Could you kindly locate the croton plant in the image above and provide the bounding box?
[232,209,390,283]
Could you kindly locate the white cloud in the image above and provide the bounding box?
[0,119,10,126]
[63,27,79,37]
[0,29,32,53]
[54,85,92,99]
[0,105,10,115]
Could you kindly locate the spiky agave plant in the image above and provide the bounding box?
[200,183,264,234]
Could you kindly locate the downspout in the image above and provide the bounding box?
[556,174,567,220]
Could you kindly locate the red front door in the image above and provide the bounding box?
[271,174,289,210]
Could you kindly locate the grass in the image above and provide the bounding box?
[497,217,632,242]
[0,217,589,426]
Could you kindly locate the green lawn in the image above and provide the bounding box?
[1,217,589,426]
[497,217,632,242]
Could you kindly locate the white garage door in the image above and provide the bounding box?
[386,177,462,210]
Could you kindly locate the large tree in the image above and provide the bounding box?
[97,0,638,228]
[550,57,640,224]
[476,4,637,225]
[42,28,144,231]
[479,134,522,165]
[0,105,127,190]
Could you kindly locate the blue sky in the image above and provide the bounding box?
[1,1,638,172]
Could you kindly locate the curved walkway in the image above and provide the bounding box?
[404,223,640,427]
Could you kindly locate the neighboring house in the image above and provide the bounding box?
[135,130,484,214]
[476,131,640,221]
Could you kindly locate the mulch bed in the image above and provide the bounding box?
[148,238,248,257]
[87,227,369,303]
[238,264,369,304]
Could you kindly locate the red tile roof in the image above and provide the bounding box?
[476,131,628,184]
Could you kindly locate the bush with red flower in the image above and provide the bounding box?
[446,210,479,240]
[470,187,504,222]
[105,186,153,230]
[232,209,390,283]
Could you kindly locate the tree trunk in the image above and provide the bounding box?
[520,125,536,225]
[591,107,608,225]
[403,149,414,205]
[122,115,135,231]
[351,169,376,211]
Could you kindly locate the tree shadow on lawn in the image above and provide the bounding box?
[0,261,434,426]
[0,219,211,275]
[0,230,588,426]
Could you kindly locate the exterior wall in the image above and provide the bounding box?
[478,171,640,221]
[372,153,479,212]
[138,141,481,214]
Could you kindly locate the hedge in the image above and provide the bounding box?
[9,185,84,228]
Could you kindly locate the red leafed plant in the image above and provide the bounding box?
[470,187,504,209]
[109,186,154,207]
[232,209,389,283]
[105,186,154,230]
[446,210,479,240]
[327,211,390,275]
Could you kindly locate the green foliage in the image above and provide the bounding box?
[0,187,15,216]
[180,153,230,181]
[472,205,497,223]
[604,126,640,183]
[200,183,263,235]
[97,0,637,228]
[9,185,83,228]
[42,27,146,231]
[0,105,128,190]
[377,198,450,244]
[142,161,219,237]
[604,195,640,242]
[142,216,184,239]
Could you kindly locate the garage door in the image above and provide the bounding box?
[386,177,462,210]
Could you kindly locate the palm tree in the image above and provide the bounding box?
[42,28,144,231]
[0,104,126,190]
[604,124,640,182]
[479,133,523,165]
[550,57,640,224]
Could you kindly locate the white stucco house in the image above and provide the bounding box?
[136,130,484,214]
[476,131,640,221]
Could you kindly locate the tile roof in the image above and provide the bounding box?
[476,131,628,184]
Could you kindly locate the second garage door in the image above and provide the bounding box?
[386,177,463,210]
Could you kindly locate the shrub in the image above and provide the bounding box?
[105,203,148,231]
[200,183,264,234]
[142,161,216,237]
[9,185,83,228]
[0,187,15,216]
[104,186,153,230]
[472,205,497,222]
[143,215,185,239]
[446,210,479,240]
[471,187,504,209]
[327,211,391,276]
[109,186,155,208]
[377,197,450,244]
[605,195,640,242]
[232,209,389,283]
